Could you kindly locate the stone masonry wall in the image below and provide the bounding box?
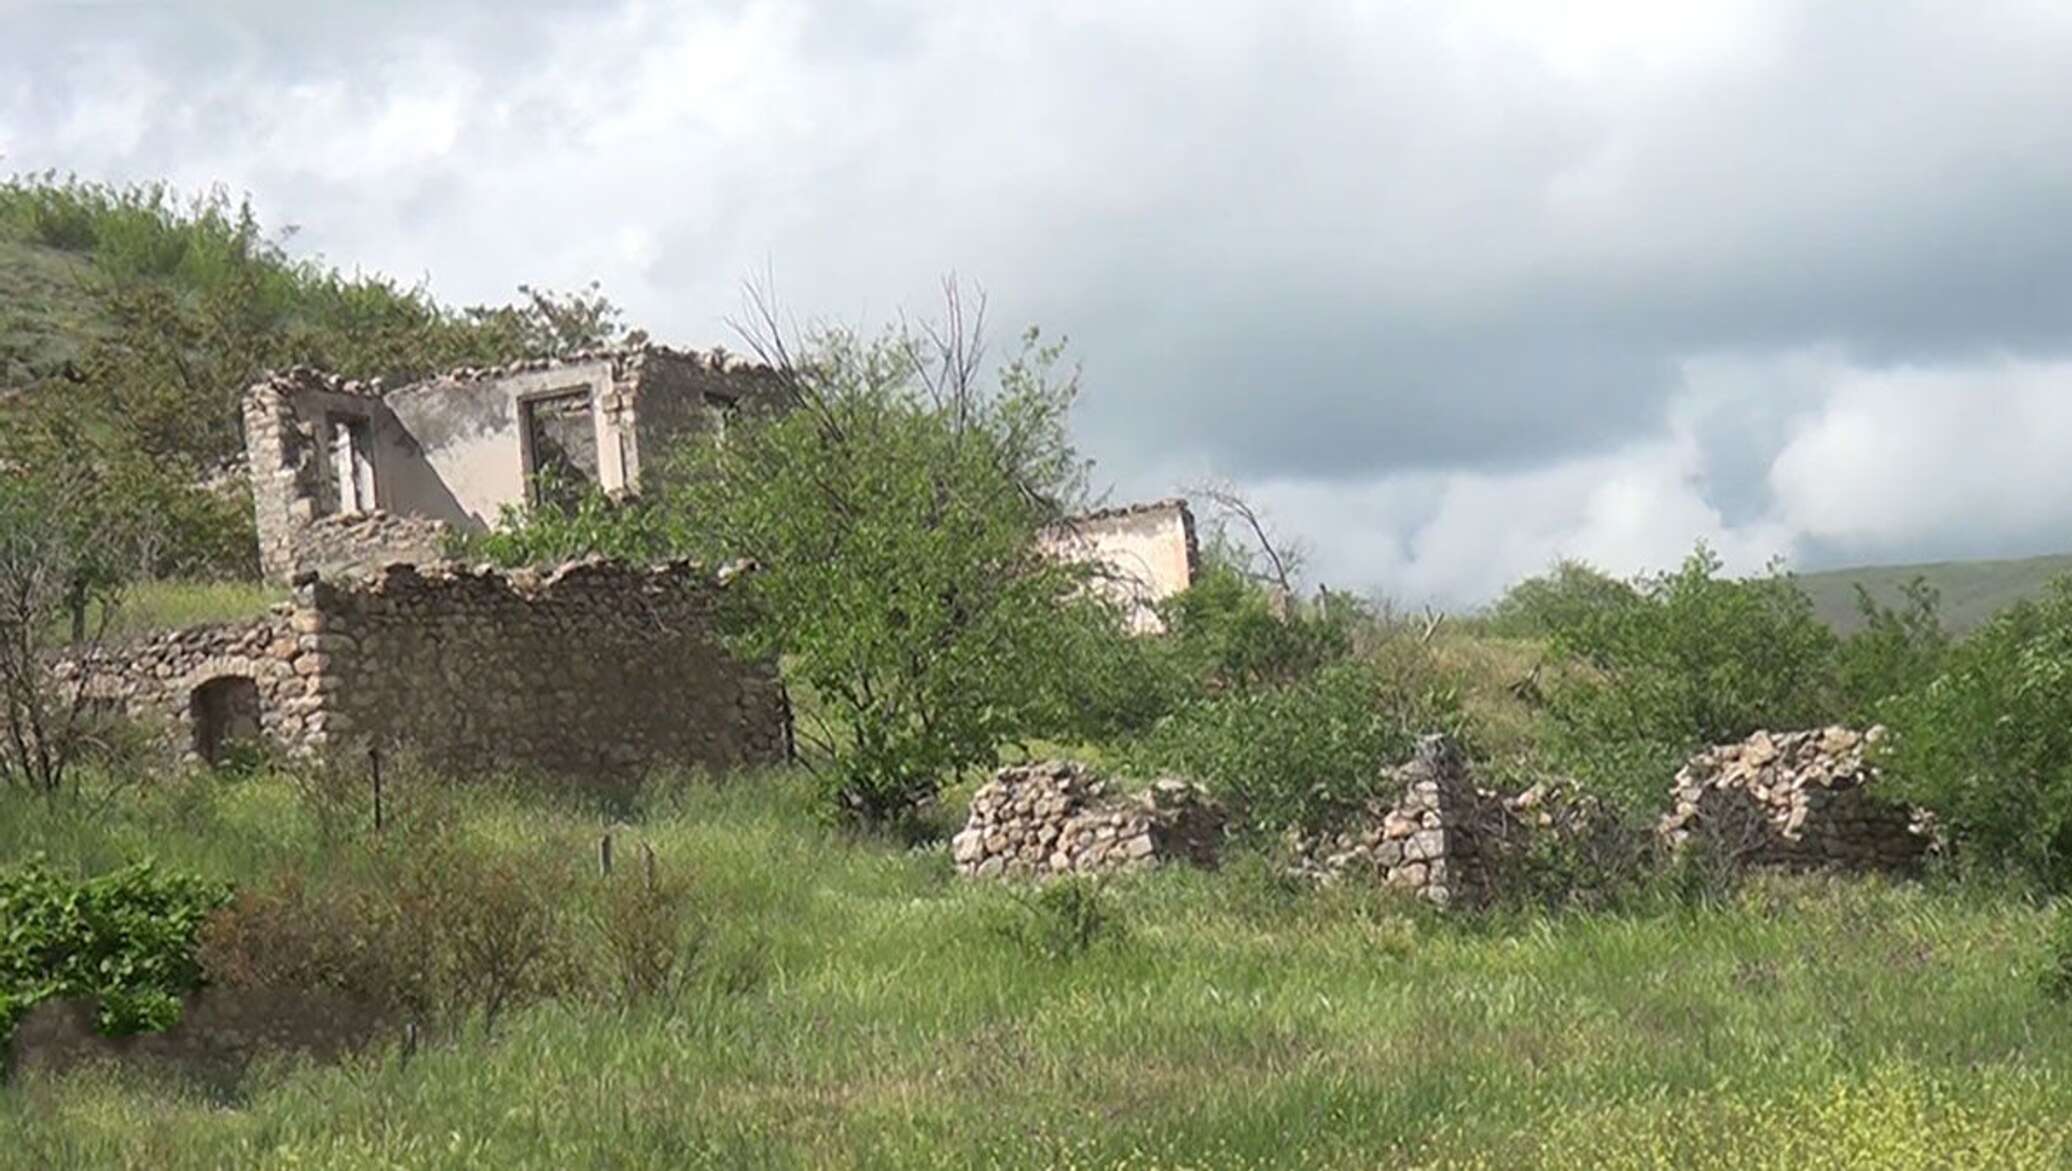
[58,558,788,779]
[953,761,1226,878]
[1287,735,1513,907]
[307,558,786,778]
[244,348,784,585]
[1660,727,1932,872]
[57,610,311,764]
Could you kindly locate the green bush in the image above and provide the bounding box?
[1836,577,1950,723]
[1536,545,1842,811]
[1879,577,2072,888]
[1484,558,1642,639]
[1156,561,1358,693]
[1130,658,1465,836]
[198,841,576,1032]
[0,856,230,1041]
[991,876,1125,962]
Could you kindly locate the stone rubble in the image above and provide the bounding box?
[952,761,1225,879]
[1660,726,1933,872]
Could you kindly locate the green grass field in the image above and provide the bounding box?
[4,768,2067,1170]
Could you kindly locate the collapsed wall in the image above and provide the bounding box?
[1286,735,1519,907]
[243,349,784,586]
[1660,727,1933,872]
[952,761,1225,878]
[59,558,788,780]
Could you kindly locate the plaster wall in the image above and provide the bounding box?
[1040,499,1199,633]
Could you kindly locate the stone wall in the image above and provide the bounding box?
[244,348,783,585]
[952,761,1225,878]
[1660,727,1933,872]
[58,558,788,779]
[1286,735,1519,907]
[58,610,309,764]
[308,558,786,778]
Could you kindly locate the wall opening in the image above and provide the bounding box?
[191,676,261,766]
[326,413,376,515]
[522,390,601,512]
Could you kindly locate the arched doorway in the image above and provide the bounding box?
[190,676,261,766]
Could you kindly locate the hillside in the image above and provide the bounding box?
[1797,550,2072,634]
[0,231,108,390]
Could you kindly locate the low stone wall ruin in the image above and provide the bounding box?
[58,558,788,780]
[952,761,1225,878]
[1660,727,1933,872]
[1286,735,1524,907]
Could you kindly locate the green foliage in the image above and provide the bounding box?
[1484,558,1642,639]
[2043,901,2072,1004]
[1836,577,1950,722]
[991,876,1125,962]
[1156,559,1358,692]
[653,321,1124,821]
[1879,577,2072,888]
[1536,545,1842,810]
[464,472,677,568]
[0,856,230,1041]
[1131,658,1466,835]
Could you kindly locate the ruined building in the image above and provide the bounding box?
[59,558,790,778]
[1038,498,1199,633]
[243,347,781,584]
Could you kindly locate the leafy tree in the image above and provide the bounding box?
[1878,577,2072,887]
[0,460,157,797]
[652,294,1127,821]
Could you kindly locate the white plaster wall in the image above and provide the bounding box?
[382,362,630,530]
[1040,502,1197,633]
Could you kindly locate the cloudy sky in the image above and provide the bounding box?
[6,1,2072,605]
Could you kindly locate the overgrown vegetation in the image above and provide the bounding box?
[0,173,626,582]
[3,771,2072,1169]
[18,170,2072,1169]
[0,856,229,1040]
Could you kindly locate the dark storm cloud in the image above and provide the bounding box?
[6,1,2072,598]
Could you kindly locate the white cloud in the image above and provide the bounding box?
[5,0,2072,604]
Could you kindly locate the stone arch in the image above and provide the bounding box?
[190,675,262,766]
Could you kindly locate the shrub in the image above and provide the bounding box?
[991,877,1124,962]
[1156,561,1358,693]
[198,841,575,1032]
[0,856,230,1041]
[1130,658,1465,836]
[1484,558,1642,639]
[1537,545,1842,811]
[588,862,707,1006]
[1879,577,2072,888]
[1836,577,1950,723]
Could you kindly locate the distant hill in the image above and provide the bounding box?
[1796,551,2072,634]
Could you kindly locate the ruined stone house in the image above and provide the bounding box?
[58,558,789,778]
[1038,498,1199,633]
[243,346,781,584]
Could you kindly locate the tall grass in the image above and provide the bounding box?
[2,767,2067,1168]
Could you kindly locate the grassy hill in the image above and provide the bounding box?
[0,229,109,390]
[1797,551,2072,634]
